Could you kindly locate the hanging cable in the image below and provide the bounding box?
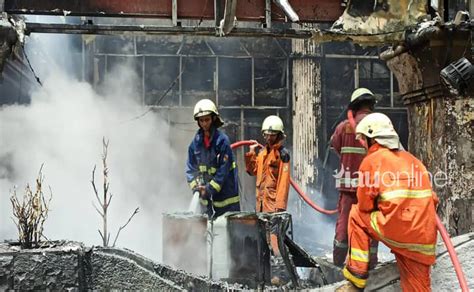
[125,0,211,122]
[21,45,43,87]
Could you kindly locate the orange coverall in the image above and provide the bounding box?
[245,142,290,212]
[245,142,290,256]
[343,143,438,291]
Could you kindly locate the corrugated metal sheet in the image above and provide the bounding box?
[4,0,343,22]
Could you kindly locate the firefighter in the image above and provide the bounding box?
[330,88,378,268]
[185,99,240,219]
[245,115,290,256]
[340,113,438,291]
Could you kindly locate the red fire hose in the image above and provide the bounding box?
[347,110,469,291]
[231,140,337,215]
[436,215,469,291]
[233,117,470,289]
[232,139,469,290]
[347,109,367,148]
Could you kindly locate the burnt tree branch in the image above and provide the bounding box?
[112,207,140,247]
[91,137,139,247]
[10,164,52,248]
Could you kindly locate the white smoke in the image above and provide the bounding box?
[288,187,336,256]
[0,32,191,261]
[289,186,394,262]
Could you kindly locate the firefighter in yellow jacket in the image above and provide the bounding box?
[245,115,290,257]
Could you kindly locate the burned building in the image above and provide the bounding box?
[0,0,472,290]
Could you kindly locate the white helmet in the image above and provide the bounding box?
[349,88,376,109]
[356,113,397,138]
[194,99,219,119]
[356,113,402,149]
[193,99,224,127]
[262,115,284,134]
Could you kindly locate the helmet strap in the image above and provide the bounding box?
[277,132,285,141]
[267,132,285,145]
[366,137,375,148]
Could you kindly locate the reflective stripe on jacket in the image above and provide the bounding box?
[331,109,371,192]
[185,128,240,217]
[245,142,290,212]
[357,143,439,265]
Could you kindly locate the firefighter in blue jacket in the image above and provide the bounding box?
[186,99,240,219]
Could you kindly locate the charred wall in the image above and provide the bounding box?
[403,95,473,236]
[387,30,473,236]
[0,241,227,290]
[84,33,293,212]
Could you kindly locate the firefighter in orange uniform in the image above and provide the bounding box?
[340,113,438,291]
[331,88,378,267]
[245,115,290,255]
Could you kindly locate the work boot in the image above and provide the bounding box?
[335,281,364,292]
[271,276,281,286]
[369,260,378,270]
[270,256,289,286]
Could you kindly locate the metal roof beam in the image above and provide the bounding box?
[24,22,313,39]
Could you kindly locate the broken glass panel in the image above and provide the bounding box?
[254,58,287,107]
[218,57,252,106]
[144,56,180,106]
[182,57,216,107]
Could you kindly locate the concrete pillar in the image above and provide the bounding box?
[291,31,322,196]
[471,0,474,16]
[386,30,473,236]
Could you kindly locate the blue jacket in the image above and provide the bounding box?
[186,128,240,218]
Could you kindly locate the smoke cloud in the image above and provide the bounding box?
[0,32,190,261]
[288,187,336,256]
[0,28,394,267]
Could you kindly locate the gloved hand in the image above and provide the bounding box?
[249,140,260,153]
[197,186,208,199]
